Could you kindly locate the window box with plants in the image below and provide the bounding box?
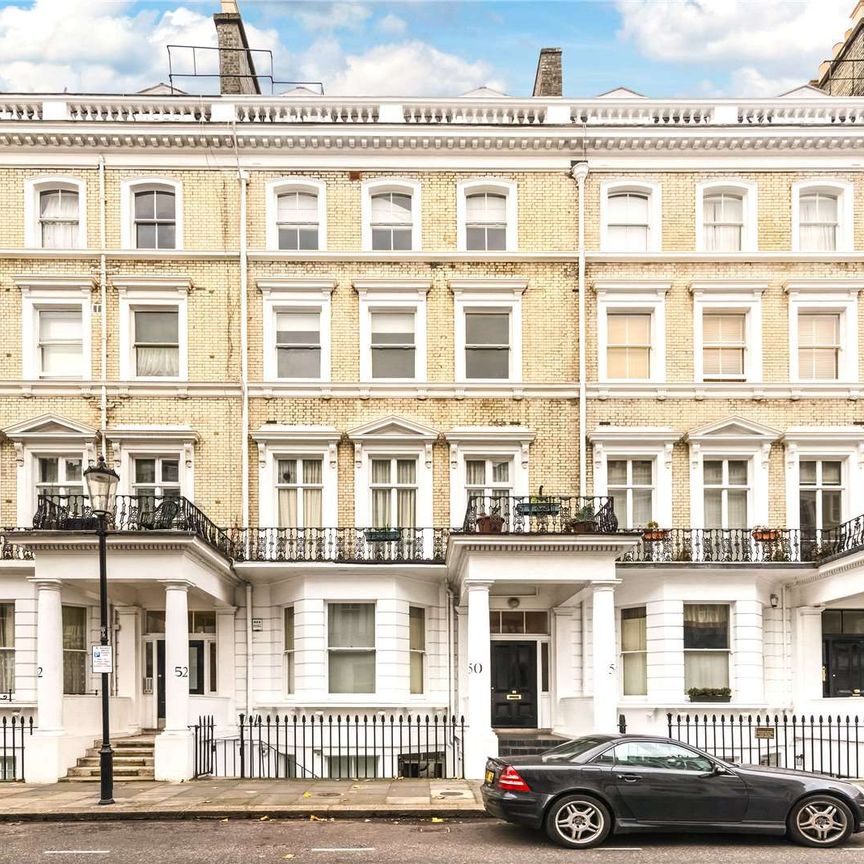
[564,504,597,534]
[515,491,561,517]
[751,526,781,543]
[687,687,731,703]
[641,521,668,543]
[364,527,402,543]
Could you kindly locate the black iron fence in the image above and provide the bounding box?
[0,716,34,781]
[668,713,864,778]
[192,713,466,780]
[33,494,234,560]
[463,495,617,535]
[230,527,449,564]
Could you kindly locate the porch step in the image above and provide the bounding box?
[495,730,568,757]
[60,733,157,783]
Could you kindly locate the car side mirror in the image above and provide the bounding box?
[700,762,728,778]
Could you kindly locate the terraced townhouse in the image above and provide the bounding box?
[2,2,864,784]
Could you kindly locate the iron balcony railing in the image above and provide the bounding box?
[230,527,449,564]
[462,494,618,535]
[0,530,31,561]
[33,494,235,560]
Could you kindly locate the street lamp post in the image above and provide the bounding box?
[83,455,120,806]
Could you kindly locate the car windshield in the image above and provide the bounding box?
[540,735,615,762]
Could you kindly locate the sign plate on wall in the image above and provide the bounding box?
[755,727,775,740]
[251,618,264,632]
[91,645,113,674]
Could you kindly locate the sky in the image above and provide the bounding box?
[0,0,855,98]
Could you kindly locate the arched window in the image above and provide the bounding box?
[361,179,420,251]
[601,181,661,252]
[267,179,327,251]
[792,181,853,253]
[24,177,87,249]
[121,179,183,250]
[457,180,517,252]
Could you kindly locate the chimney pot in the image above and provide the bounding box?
[532,47,563,97]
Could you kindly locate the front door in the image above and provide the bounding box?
[491,641,537,728]
[156,639,166,726]
[824,638,864,696]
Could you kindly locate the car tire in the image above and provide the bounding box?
[544,794,613,849]
[787,794,854,848]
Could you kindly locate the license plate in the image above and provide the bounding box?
[485,769,495,784]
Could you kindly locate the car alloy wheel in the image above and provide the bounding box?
[790,796,853,847]
[545,794,612,849]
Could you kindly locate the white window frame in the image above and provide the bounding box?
[274,455,325,529]
[326,601,377,695]
[258,279,335,383]
[683,602,731,692]
[691,282,766,384]
[695,180,757,253]
[456,180,517,253]
[348,417,436,532]
[619,605,647,698]
[265,178,327,252]
[786,281,863,385]
[702,457,751,529]
[781,428,864,528]
[355,280,429,383]
[600,180,662,253]
[409,605,426,696]
[283,605,295,695]
[24,177,87,249]
[686,417,777,530]
[445,426,534,528]
[0,602,14,696]
[116,277,190,381]
[589,427,676,528]
[595,281,669,384]
[17,277,93,380]
[62,604,88,696]
[108,426,198,502]
[252,426,339,527]
[792,180,853,253]
[451,279,526,384]
[3,414,97,525]
[361,178,421,252]
[120,178,183,251]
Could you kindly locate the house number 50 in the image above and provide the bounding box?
[468,662,483,674]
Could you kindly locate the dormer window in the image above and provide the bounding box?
[362,180,420,252]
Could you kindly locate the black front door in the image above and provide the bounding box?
[491,641,537,728]
[824,637,864,696]
[156,639,166,724]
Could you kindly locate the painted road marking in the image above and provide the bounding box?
[592,848,643,852]
[310,848,376,853]
[44,853,111,856]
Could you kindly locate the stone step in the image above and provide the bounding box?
[61,769,155,782]
[65,765,155,779]
[83,747,155,758]
[92,738,156,749]
[77,756,154,768]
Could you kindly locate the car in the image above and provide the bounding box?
[481,733,864,849]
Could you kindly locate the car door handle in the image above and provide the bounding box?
[616,774,641,784]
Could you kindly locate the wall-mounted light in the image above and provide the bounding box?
[770,593,780,609]
[507,597,520,609]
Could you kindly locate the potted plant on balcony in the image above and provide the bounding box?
[564,504,597,534]
[641,520,668,543]
[514,486,561,518]
[752,525,781,543]
[476,509,505,533]
[687,687,731,703]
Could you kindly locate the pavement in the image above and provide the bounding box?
[0,778,486,821]
[1,818,862,864]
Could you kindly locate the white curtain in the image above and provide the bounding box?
[703,194,743,252]
[466,193,506,225]
[371,459,391,526]
[62,606,87,695]
[800,193,837,251]
[136,347,179,377]
[607,193,649,252]
[0,604,12,693]
[328,604,375,693]
[303,459,323,528]
[278,488,298,529]
[621,608,647,696]
[685,653,729,689]
[397,459,416,528]
[40,190,79,248]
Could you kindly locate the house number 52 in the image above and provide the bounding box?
[174,666,188,678]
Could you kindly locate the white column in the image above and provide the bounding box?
[216,607,237,731]
[792,606,824,709]
[25,579,65,783]
[734,599,764,703]
[592,583,618,733]
[552,607,575,733]
[464,581,497,779]
[154,581,193,781]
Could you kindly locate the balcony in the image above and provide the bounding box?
[462,495,618,535]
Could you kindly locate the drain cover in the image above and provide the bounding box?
[314,792,342,798]
[436,791,464,798]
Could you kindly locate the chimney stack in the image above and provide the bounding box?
[532,48,562,97]
[213,0,260,95]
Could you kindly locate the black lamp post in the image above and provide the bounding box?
[83,455,120,806]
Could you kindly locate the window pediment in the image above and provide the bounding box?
[3,413,97,443]
[685,416,779,444]
[347,415,437,444]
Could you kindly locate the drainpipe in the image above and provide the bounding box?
[98,156,108,457]
[570,161,589,496]
[446,585,454,718]
[237,161,250,526]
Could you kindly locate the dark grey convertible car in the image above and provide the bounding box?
[482,734,864,849]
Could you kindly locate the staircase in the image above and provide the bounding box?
[63,732,156,782]
[496,729,568,757]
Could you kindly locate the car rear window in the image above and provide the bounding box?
[541,736,615,762]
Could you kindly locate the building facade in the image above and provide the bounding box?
[2,38,864,782]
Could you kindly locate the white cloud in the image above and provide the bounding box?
[305,39,503,97]
[377,13,407,35]
[0,0,283,92]
[616,0,850,95]
[293,3,371,32]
